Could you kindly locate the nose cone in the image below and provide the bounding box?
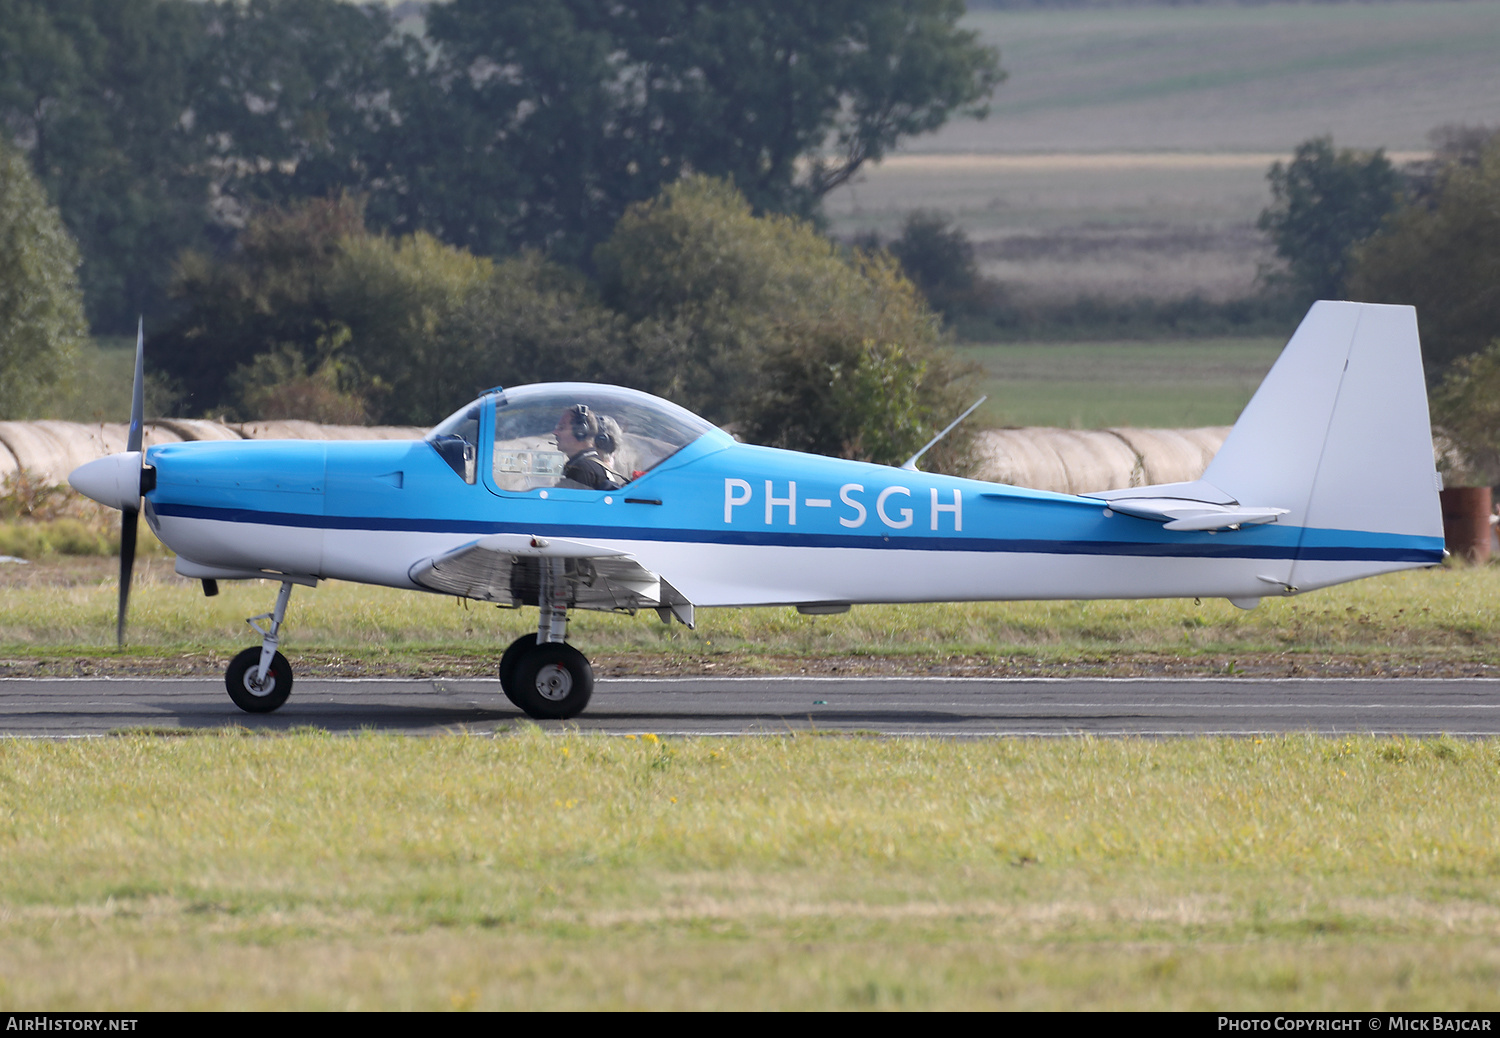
[69,451,145,511]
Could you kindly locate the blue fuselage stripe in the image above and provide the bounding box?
[149,502,1443,564]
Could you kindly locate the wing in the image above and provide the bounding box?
[408,533,694,624]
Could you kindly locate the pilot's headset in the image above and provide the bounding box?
[594,414,621,456]
[568,404,600,442]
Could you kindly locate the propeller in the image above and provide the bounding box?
[67,317,156,645]
[118,318,146,646]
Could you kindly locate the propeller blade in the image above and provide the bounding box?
[118,507,138,647]
[119,317,146,645]
[127,316,145,454]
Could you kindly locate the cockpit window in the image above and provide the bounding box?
[490,384,716,492]
[425,404,480,483]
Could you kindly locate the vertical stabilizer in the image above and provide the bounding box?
[1201,301,1443,586]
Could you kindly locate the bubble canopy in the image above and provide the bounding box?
[426,383,720,489]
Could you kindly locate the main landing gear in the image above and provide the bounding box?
[225,580,296,713]
[218,567,598,719]
[500,557,594,720]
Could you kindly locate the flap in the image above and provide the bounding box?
[409,536,692,615]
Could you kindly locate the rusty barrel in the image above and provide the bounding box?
[1440,486,1493,564]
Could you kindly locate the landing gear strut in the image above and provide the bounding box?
[499,558,594,719]
[224,580,296,713]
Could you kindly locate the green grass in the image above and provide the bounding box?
[3,558,1498,673]
[2,731,1498,1009]
[957,336,1283,428]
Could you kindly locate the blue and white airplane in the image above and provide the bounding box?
[70,301,1444,719]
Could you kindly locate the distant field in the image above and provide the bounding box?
[828,153,1282,303]
[932,2,1500,155]
[826,0,1500,303]
[956,335,1283,428]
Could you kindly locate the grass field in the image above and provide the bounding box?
[2,731,1498,1009]
[4,555,1499,677]
[5,479,1498,1010]
[957,335,1283,428]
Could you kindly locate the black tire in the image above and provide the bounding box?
[225,646,293,713]
[511,642,594,720]
[498,633,537,706]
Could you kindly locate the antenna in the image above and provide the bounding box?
[900,396,987,472]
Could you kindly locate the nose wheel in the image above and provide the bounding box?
[224,579,297,714]
[225,647,293,712]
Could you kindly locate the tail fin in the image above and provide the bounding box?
[1092,301,1444,590]
[1204,301,1441,546]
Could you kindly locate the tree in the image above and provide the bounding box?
[0,137,86,419]
[1257,137,1404,304]
[0,0,214,333]
[0,0,427,334]
[154,194,621,425]
[152,193,370,414]
[192,0,423,216]
[1428,340,1500,486]
[887,210,980,318]
[327,239,620,426]
[1347,139,1500,376]
[419,0,1002,264]
[595,175,975,469]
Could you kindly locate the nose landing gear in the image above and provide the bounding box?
[224,580,296,713]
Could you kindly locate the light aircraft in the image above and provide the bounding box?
[70,301,1444,719]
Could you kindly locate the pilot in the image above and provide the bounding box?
[594,413,629,484]
[552,404,620,490]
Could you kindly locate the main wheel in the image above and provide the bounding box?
[511,642,594,720]
[498,633,537,706]
[225,646,293,713]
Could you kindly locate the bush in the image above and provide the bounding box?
[1429,340,1500,486]
[156,197,620,425]
[887,211,981,319]
[596,176,976,469]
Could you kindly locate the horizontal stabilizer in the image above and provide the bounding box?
[1085,482,1285,531]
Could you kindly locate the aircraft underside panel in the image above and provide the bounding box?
[154,514,1435,609]
[611,540,1424,606]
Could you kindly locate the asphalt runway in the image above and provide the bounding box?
[2,675,1499,737]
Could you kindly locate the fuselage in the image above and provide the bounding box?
[144,421,1442,610]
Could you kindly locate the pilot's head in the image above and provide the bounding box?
[552,404,599,457]
[594,414,622,458]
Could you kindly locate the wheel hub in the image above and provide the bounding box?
[533,662,573,701]
[243,668,274,697]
